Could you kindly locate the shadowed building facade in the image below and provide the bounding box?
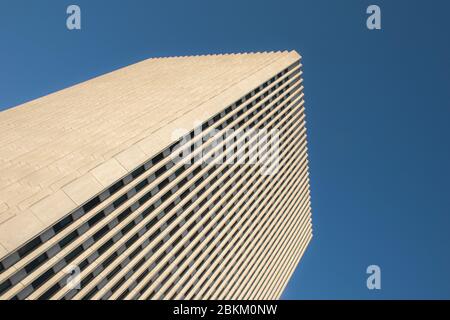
[0,51,312,300]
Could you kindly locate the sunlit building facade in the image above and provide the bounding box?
[0,51,312,300]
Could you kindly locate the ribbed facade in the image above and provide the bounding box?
[0,51,312,300]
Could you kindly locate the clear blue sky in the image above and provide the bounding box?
[1,0,449,299]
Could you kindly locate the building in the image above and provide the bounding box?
[0,51,312,300]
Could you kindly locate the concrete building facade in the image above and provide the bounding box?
[0,51,312,300]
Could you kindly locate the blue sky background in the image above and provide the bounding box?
[1,0,449,299]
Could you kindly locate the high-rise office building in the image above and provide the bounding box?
[0,51,312,300]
